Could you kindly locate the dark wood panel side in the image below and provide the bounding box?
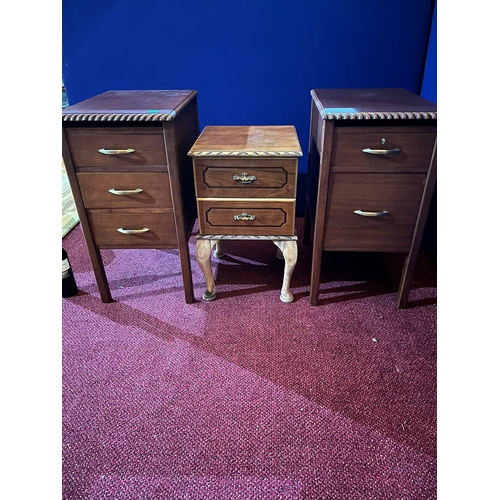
[162,95,199,304]
[304,100,320,245]
[171,97,199,237]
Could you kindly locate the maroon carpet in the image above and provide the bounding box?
[62,218,437,499]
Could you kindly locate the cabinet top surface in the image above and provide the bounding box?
[188,126,303,157]
[62,90,197,122]
[311,88,437,121]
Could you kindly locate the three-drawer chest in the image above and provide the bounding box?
[304,88,437,308]
[188,126,302,302]
[62,90,199,303]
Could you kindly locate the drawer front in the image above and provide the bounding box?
[88,213,177,248]
[193,158,297,198]
[332,132,436,172]
[324,173,426,252]
[197,199,296,236]
[66,127,167,168]
[77,172,172,209]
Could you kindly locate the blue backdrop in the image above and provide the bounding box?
[420,2,437,104]
[62,0,436,215]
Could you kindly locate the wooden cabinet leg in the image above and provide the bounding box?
[195,238,218,301]
[309,252,321,306]
[396,142,437,309]
[274,240,298,303]
[177,243,195,304]
[213,240,224,258]
[396,252,414,309]
[87,245,113,303]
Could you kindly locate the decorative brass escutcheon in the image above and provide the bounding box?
[233,172,256,184]
[234,213,256,221]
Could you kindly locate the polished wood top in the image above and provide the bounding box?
[62,90,197,122]
[188,126,303,157]
[311,88,437,120]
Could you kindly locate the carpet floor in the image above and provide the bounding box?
[62,218,437,499]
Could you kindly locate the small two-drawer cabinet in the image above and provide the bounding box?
[188,126,302,302]
[62,90,199,303]
[305,88,437,308]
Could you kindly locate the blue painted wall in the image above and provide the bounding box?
[420,2,437,103]
[63,0,436,214]
[420,2,437,264]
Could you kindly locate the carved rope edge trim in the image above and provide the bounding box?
[62,112,176,122]
[196,233,298,241]
[319,110,437,120]
[189,151,303,157]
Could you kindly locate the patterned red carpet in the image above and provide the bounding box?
[62,218,437,499]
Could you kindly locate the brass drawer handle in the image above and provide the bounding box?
[117,227,150,234]
[98,148,136,155]
[108,188,144,195]
[233,172,256,184]
[234,213,256,221]
[362,148,401,155]
[354,210,389,217]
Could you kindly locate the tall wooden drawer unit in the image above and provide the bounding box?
[62,90,199,303]
[305,88,437,308]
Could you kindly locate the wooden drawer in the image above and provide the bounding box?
[88,212,177,248]
[66,127,167,168]
[77,172,172,209]
[197,199,296,236]
[323,173,426,252]
[331,131,436,172]
[193,158,297,198]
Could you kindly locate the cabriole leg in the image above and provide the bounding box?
[213,240,225,258]
[273,240,298,303]
[195,238,219,301]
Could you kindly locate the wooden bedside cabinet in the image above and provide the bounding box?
[188,126,302,302]
[304,88,437,308]
[62,90,199,303]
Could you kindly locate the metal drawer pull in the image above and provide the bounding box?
[354,210,389,217]
[108,188,144,195]
[117,227,150,234]
[234,213,256,221]
[98,148,136,155]
[233,172,256,184]
[362,147,401,155]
